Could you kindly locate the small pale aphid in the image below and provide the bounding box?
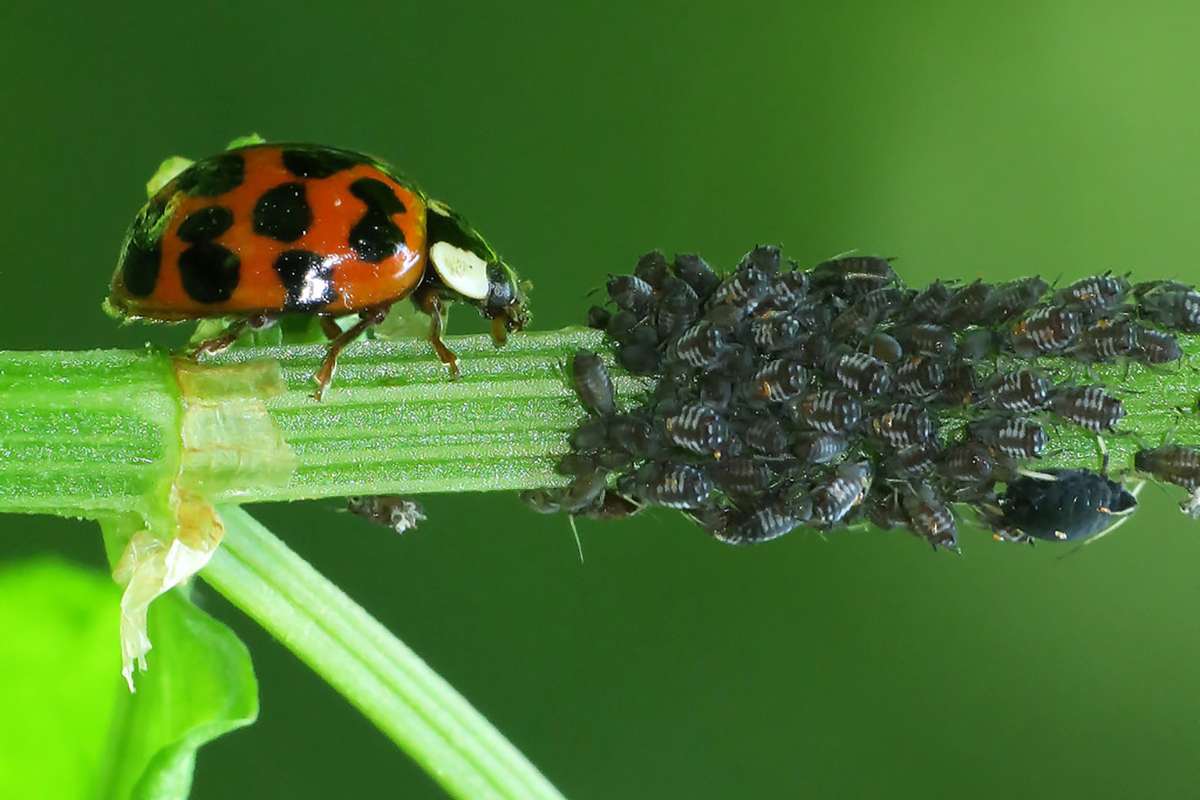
[572,349,615,416]
[347,495,427,534]
[1050,386,1125,432]
[664,403,731,456]
[983,368,1052,412]
[871,403,935,449]
[789,389,863,433]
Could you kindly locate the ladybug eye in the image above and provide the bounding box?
[429,241,490,300]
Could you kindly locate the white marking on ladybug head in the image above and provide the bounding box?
[430,241,489,300]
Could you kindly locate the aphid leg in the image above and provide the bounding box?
[312,304,392,401]
[1095,434,1110,473]
[567,515,585,564]
[415,286,461,379]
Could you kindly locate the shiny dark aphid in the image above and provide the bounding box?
[762,270,809,312]
[865,488,908,530]
[895,356,945,398]
[959,327,1002,361]
[1134,444,1200,490]
[606,274,655,313]
[616,342,660,375]
[871,403,934,449]
[1133,326,1182,364]
[722,500,811,545]
[1053,272,1130,315]
[751,359,809,402]
[1050,385,1125,432]
[811,255,897,292]
[906,280,953,323]
[858,286,909,318]
[633,250,671,288]
[983,369,1052,412]
[1070,317,1137,363]
[886,441,941,477]
[993,469,1137,542]
[570,417,609,451]
[1137,282,1200,332]
[968,415,1048,459]
[572,349,615,416]
[1012,305,1082,355]
[740,244,783,275]
[792,432,850,465]
[673,321,730,368]
[810,462,872,527]
[664,403,731,456]
[902,486,959,552]
[714,456,774,497]
[672,253,721,301]
[606,413,658,458]
[605,310,643,344]
[986,276,1049,322]
[656,278,701,340]
[578,491,644,521]
[830,305,877,342]
[789,390,863,433]
[586,305,611,330]
[637,462,714,509]
[347,495,426,534]
[939,362,979,405]
[894,323,957,357]
[943,280,994,328]
[559,468,610,513]
[749,313,804,352]
[828,352,894,398]
[867,332,904,363]
[708,265,771,312]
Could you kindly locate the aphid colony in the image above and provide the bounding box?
[522,247,1200,551]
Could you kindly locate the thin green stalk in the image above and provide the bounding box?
[202,506,565,800]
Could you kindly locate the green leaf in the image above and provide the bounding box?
[0,558,258,800]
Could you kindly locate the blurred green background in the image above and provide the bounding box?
[4,2,1200,797]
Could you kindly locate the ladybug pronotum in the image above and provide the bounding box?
[106,140,529,398]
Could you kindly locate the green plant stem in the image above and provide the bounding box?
[202,506,565,800]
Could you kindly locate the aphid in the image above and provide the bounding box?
[751,359,809,402]
[811,255,897,293]
[714,456,774,496]
[556,452,598,477]
[672,321,730,368]
[906,280,953,323]
[991,469,1137,542]
[983,369,1052,412]
[792,432,850,465]
[616,342,661,375]
[698,373,734,409]
[1050,385,1125,432]
[1011,305,1082,355]
[570,417,609,451]
[858,286,909,318]
[1053,272,1130,315]
[1137,282,1200,332]
[1070,317,1137,363]
[722,500,810,545]
[867,332,904,363]
[637,462,714,509]
[347,495,427,534]
[968,416,1048,459]
[1134,444,1200,490]
[740,244,783,275]
[895,356,945,398]
[606,310,643,344]
[708,265,771,312]
[633,250,670,288]
[762,270,809,312]
[107,142,528,399]
[943,280,994,328]
[959,327,1001,361]
[902,486,959,552]
[940,441,997,483]
[520,489,564,514]
[986,276,1049,322]
[672,253,721,301]
[789,333,834,369]
[894,323,956,358]
[606,274,655,313]
[830,305,876,342]
[578,491,644,521]
[655,278,700,340]
[828,352,894,398]
[939,361,979,405]
[572,349,615,416]
[789,390,863,433]
[744,416,790,457]
[586,305,611,330]
[559,468,610,513]
[865,487,908,530]
[810,462,873,527]
[885,441,941,477]
[606,413,658,458]
[664,403,732,456]
[749,313,804,352]
[871,403,935,449]
[1133,326,1182,364]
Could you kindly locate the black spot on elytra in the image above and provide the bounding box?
[179,241,240,303]
[120,196,170,296]
[253,182,311,242]
[176,153,244,197]
[348,178,406,263]
[281,146,366,179]
[177,206,234,243]
[273,249,335,310]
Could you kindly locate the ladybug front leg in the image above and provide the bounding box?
[312,305,391,401]
[415,286,461,380]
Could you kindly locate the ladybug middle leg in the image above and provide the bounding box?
[415,285,462,380]
[189,313,277,357]
[312,305,392,401]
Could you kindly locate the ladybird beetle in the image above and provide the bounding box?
[106,141,528,398]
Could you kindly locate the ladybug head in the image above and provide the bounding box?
[426,200,528,344]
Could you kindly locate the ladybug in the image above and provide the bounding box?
[106,140,528,398]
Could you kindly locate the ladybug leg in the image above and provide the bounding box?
[312,305,391,401]
[318,315,344,341]
[416,286,461,379]
[189,317,251,358]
